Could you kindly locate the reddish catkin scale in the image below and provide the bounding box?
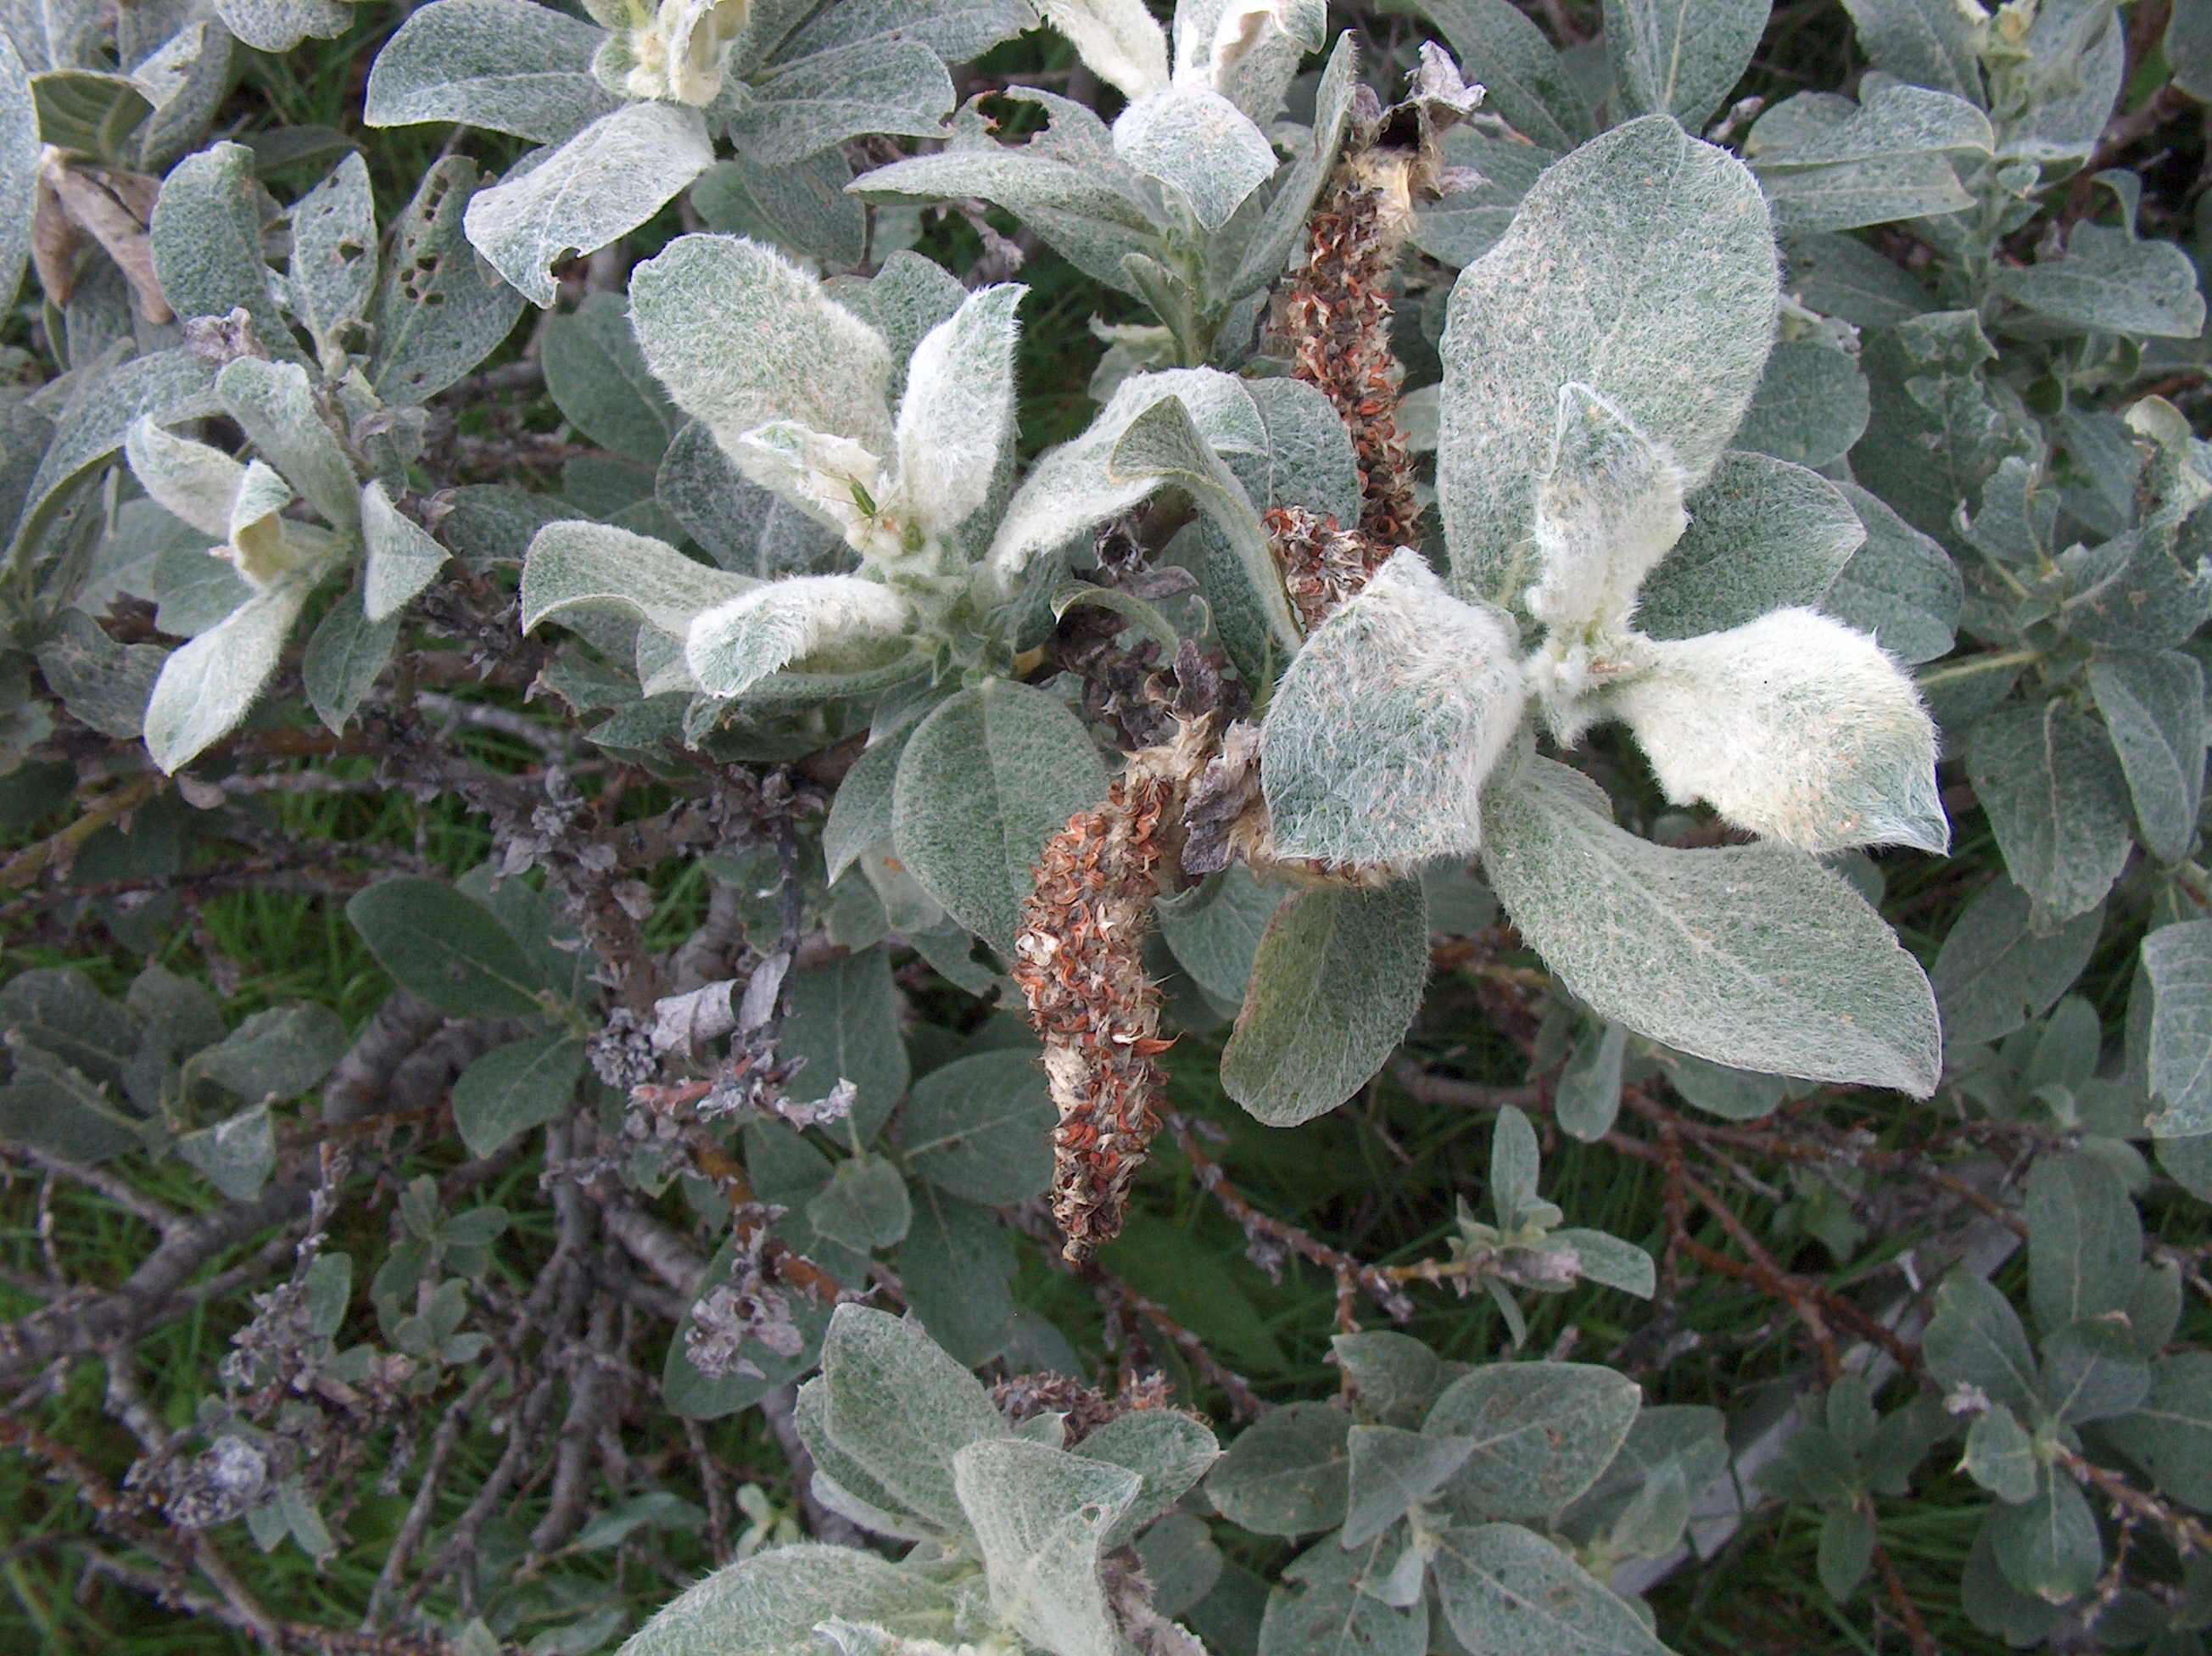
[1013,772,1176,1262]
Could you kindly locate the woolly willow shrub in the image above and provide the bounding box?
[1,0,2210,1650]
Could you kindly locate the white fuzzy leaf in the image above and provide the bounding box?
[1031,0,1166,100]
[629,232,896,465]
[987,366,1265,581]
[1603,0,1767,129]
[730,422,891,548]
[1480,756,1941,1094]
[0,34,37,323]
[228,462,294,558]
[286,153,378,360]
[891,283,1024,539]
[1438,115,1778,607]
[1525,382,1687,639]
[1263,550,1527,864]
[1634,451,1867,642]
[465,103,715,307]
[363,0,619,143]
[952,1439,1142,1656]
[142,577,313,773]
[361,480,450,622]
[520,519,757,635]
[1110,83,1278,229]
[684,575,913,697]
[1608,607,1947,855]
[124,417,242,540]
[216,358,361,534]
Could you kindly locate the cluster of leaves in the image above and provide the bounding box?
[1,0,2211,1653]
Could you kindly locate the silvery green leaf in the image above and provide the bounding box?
[1932,879,2105,1047]
[693,148,866,269]
[302,587,398,733]
[16,348,221,562]
[2014,2,2125,166]
[1156,865,1286,1006]
[1432,1523,1668,1656]
[0,34,37,316]
[176,1103,275,1200]
[1075,1407,1218,1547]
[890,680,1107,952]
[1819,482,1960,666]
[358,481,447,624]
[33,69,152,161]
[1603,0,1766,129]
[2040,1318,2149,1425]
[1924,1271,2040,1419]
[1439,116,1775,607]
[2102,1352,2212,1512]
[2025,1152,2140,1334]
[1481,757,1941,1093]
[891,282,1022,539]
[1760,150,1974,236]
[347,878,550,1017]
[451,1032,585,1156]
[685,575,911,697]
[285,153,376,361]
[1220,880,1430,1128]
[832,252,969,391]
[807,1153,912,1251]
[148,142,278,338]
[142,576,312,772]
[1853,310,2037,541]
[368,157,528,405]
[1028,0,1166,100]
[2144,920,2212,1138]
[1205,1401,1351,1536]
[1416,0,1592,150]
[1962,1515,2063,1645]
[1523,382,1685,637]
[904,1047,1054,1205]
[630,232,895,465]
[541,294,681,466]
[1840,0,1985,104]
[617,1544,958,1656]
[1748,81,1992,168]
[728,38,955,167]
[2087,651,2205,866]
[1134,1513,1222,1620]
[1734,340,1869,470]
[187,1002,347,1099]
[954,1439,1141,1656]
[773,0,1035,67]
[1633,452,1865,641]
[521,519,757,636]
[1992,221,2208,339]
[152,540,252,637]
[466,104,715,307]
[1965,700,2134,926]
[1332,1332,1444,1430]
[229,460,295,555]
[779,947,908,1145]
[1108,391,1300,653]
[1111,83,1277,231]
[217,358,360,534]
[1410,126,1556,271]
[1260,1534,1426,1656]
[124,417,242,540]
[824,712,930,883]
[1989,1470,2101,1604]
[2171,0,2212,100]
[1610,607,1945,856]
[1817,1505,1874,1603]
[850,92,1160,290]
[1227,31,1356,299]
[2062,526,2212,655]
[1342,1425,1473,1548]
[900,1184,1017,1367]
[819,1302,1010,1536]
[1553,1228,1655,1298]
[1556,1023,1627,1143]
[656,422,778,575]
[988,366,1265,584]
[33,610,162,738]
[1784,232,1933,328]
[1427,1362,1639,1523]
[1963,1403,2038,1502]
[1263,550,1524,864]
[363,0,619,143]
[213,0,348,53]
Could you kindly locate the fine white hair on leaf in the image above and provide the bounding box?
[1526,382,1688,640]
[1607,607,1949,855]
[891,283,1025,540]
[684,575,913,698]
[1263,548,1528,864]
[124,417,242,542]
[1031,0,1170,102]
[730,422,892,552]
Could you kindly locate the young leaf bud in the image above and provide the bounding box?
[1608,607,1948,855]
[1528,383,1687,640]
